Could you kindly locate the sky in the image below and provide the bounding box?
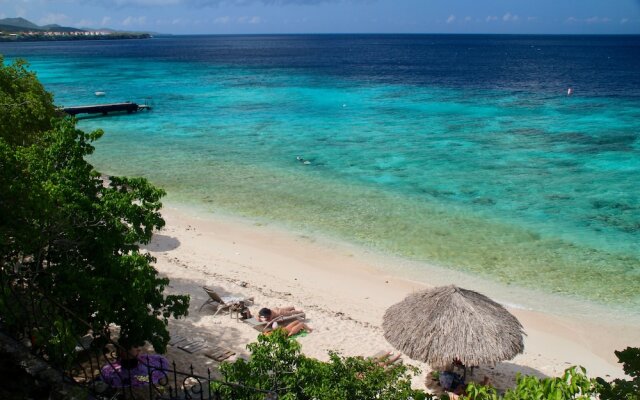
[1,0,640,35]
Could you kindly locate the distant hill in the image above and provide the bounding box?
[0,17,40,30]
[0,17,86,33]
[0,24,37,33]
[42,23,84,32]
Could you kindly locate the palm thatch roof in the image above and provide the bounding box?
[383,285,524,369]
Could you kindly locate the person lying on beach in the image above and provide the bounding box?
[372,351,402,367]
[354,351,403,379]
[258,306,303,322]
[263,319,312,337]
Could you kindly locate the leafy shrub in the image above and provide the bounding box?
[0,57,56,146]
[465,366,596,400]
[460,354,640,400]
[216,339,640,400]
[596,347,640,400]
[213,330,431,400]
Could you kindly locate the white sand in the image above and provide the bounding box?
[146,205,639,393]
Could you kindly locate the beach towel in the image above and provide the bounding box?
[100,354,169,388]
[288,330,309,339]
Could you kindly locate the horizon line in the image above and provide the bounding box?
[152,32,640,36]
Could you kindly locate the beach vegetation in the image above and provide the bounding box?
[462,366,595,399]
[0,58,189,357]
[457,347,640,400]
[596,346,640,400]
[0,57,56,146]
[215,332,639,400]
[213,329,431,399]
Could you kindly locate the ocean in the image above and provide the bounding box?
[2,34,639,318]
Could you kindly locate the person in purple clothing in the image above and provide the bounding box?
[101,344,170,388]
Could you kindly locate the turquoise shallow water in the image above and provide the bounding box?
[3,35,639,315]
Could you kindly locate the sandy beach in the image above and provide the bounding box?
[146,205,638,393]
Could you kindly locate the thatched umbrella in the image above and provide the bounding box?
[383,285,524,369]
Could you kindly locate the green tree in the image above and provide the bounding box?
[0,58,188,355]
[214,330,430,400]
[0,57,56,146]
[597,347,640,400]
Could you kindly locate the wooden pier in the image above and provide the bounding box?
[61,102,151,116]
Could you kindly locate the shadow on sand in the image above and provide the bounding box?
[152,276,262,378]
[143,234,181,252]
[425,361,549,395]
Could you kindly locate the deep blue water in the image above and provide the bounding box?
[2,34,639,314]
[4,34,640,95]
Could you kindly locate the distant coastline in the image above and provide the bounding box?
[0,32,151,42]
[0,16,152,42]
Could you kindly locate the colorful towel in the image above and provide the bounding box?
[289,330,309,339]
[100,354,169,388]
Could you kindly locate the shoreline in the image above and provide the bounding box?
[147,203,638,391]
[161,198,640,325]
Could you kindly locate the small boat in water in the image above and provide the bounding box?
[95,91,106,97]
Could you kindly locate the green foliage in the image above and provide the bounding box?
[597,347,640,400]
[457,349,640,400]
[215,330,304,398]
[0,61,189,355]
[213,330,431,400]
[212,336,639,400]
[45,318,79,369]
[0,57,56,146]
[462,366,597,400]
